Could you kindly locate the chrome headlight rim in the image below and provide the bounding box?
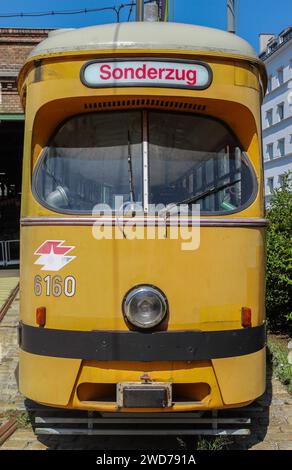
[122,284,168,330]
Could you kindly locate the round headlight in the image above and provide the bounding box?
[123,285,167,329]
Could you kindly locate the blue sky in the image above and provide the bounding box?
[0,1,291,52]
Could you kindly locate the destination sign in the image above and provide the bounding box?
[81,60,212,90]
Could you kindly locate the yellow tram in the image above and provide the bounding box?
[18,22,267,420]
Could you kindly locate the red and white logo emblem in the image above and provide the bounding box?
[34,240,76,271]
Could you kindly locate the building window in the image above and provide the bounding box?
[277,103,284,121]
[268,40,278,55]
[267,75,272,93]
[278,174,285,187]
[266,143,274,160]
[266,109,273,127]
[267,177,274,194]
[277,67,284,86]
[278,138,285,157]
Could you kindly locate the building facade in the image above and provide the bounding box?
[0,28,51,266]
[259,27,292,206]
[0,28,51,115]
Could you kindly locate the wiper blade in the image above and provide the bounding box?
[179,178,241,206]
[158,179,241,218]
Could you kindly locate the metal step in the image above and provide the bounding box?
[35,416,250,425]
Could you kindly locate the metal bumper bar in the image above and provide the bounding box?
[19,322,266,362]
[34,410,254,436]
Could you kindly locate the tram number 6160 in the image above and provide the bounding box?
[34,275,76,297]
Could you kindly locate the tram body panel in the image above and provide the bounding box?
[19,350,265,410]
[212,348,266,405]
[19,222,266,410]
[19,350,81,406]
[20,225,265,331]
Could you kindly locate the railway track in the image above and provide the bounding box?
[0,419,18,446]
[0,283,19,323]
[0,280,20,447]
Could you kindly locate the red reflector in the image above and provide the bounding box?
[241,307,252,328]
[36,307,46,327]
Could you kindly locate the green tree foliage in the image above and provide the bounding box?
[266,172,292,333]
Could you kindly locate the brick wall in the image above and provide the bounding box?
[0,28,52,114]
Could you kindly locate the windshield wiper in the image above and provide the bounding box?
[127,131,135,203]
[179,178,241,206]
[158,178,241,217]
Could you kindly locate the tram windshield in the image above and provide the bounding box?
[34,111,256,214]
[148,112,255,213]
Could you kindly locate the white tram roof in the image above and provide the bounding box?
[28,22,257,60]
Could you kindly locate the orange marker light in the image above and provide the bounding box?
[36,307,46,327]
[241,307,252,328]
